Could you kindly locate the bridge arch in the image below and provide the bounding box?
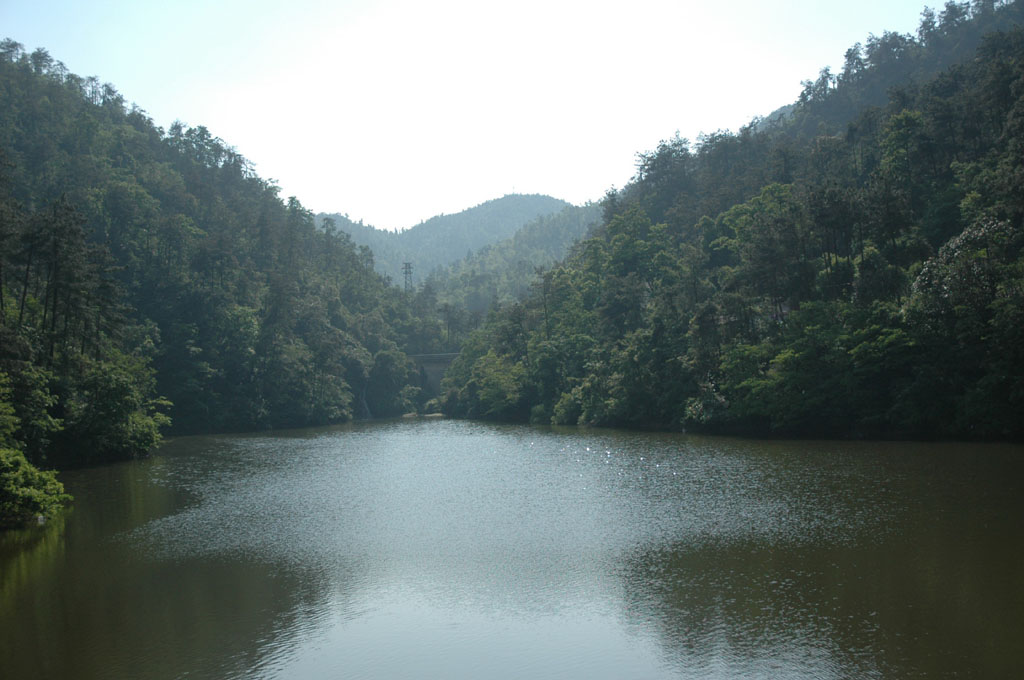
[408,353,459,394]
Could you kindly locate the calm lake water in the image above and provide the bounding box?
[2,419,1022,679]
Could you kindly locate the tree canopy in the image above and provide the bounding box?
[0,38,449,524]
[442,1,1024,441]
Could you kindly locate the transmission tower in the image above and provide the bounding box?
[402,262,413,294]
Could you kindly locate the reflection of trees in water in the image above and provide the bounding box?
[619,540,875,678]
[6,428,1023,678]
[619,531,1024,679]
[2,535,365,679]
[0,512,68,608]
[0,451,368,680]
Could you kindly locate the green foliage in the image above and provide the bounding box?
[427,203,601,317]
[318,194,572,285]
[56,353,171,464]
[463,350,528,421]
[3,1,1024,455]
[366,346,415,417]
[0,372,69,527]
[0,40,443,462]
[0,372,20,447]
[0,447,69,527]
[6,364,62,463]
[901,218,1024,437]
[728,184,816,314]
[442,6,1024,441]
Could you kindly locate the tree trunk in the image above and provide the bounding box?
[18,244,33,326]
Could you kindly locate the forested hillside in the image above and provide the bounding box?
[0,38,445,522]
[426,203,602,316]
[442,1,1024,440]
[5,2,1024,528]
[318,194,570,284]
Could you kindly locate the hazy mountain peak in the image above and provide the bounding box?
[318,193,571,282]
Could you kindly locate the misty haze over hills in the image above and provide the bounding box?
[317,194,570,284]
[427,202,603,315]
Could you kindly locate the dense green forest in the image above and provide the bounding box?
[426,203,602,316]
[317,194,570,285]
[365,203,603,354]
[442,1,1024,440]
[5,1,1024,528]
[0,39,449,524]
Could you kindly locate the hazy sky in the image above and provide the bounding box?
[4,0,928,230]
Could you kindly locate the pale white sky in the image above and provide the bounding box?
[3,0,928,230]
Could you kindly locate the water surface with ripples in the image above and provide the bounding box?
[2,419,1022,678]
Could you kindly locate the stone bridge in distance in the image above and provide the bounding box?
[408,353,460,395]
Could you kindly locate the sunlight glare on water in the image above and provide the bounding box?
[3,419,1022,679]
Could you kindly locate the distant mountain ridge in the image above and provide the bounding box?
[317,194,571,283]
[427,202,603,314]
